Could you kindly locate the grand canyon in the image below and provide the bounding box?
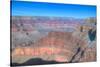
[11,16,96,66]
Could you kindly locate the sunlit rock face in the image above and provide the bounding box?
[11,16,96,65]
[12,31,87,63]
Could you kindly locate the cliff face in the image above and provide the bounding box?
[12,31,96,63]
[11,16,96,65]
[12,32,80,62]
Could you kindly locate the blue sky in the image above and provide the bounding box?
[11,0,96,19]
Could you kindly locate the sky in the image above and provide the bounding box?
[11,0,96,19]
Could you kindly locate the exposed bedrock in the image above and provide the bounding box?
[12,31,90,64]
